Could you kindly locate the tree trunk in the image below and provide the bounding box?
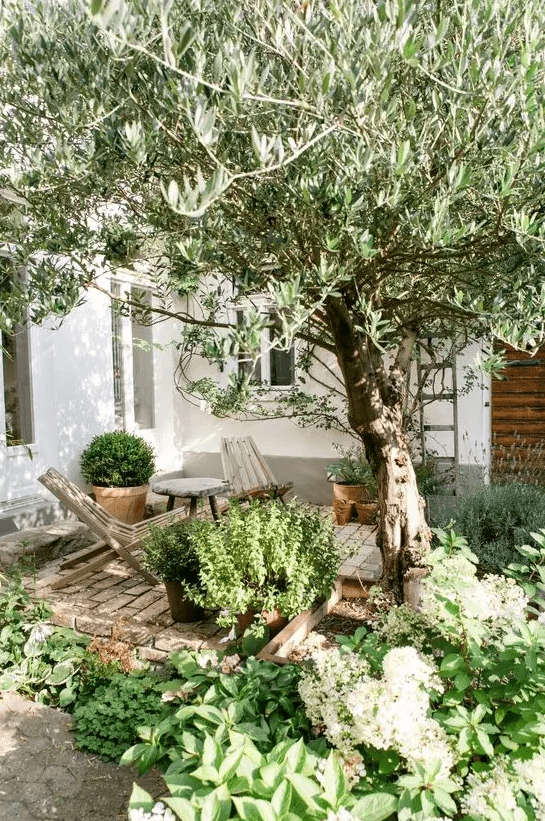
[366,409,429,599]
[325,296,431,601]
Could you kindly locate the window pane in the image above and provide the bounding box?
[236,310,261,382]
[269,318,294,386]
[131,289,155,429]
[270,346,294,386]
[111,302,125,430]
[2,326,34,444]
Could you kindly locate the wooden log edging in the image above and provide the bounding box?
[256,580,343,664]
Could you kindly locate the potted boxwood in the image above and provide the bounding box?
[185,498,341,634]
[326,448,378,523]
[80,431,155,524]
[141,520,204,622]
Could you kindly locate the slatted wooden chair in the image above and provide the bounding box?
[220,436,293,502]
[38,468,190,590]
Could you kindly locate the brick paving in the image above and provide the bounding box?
[27,509,381,661]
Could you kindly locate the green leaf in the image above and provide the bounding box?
[440,653,466,675]
[128,784,155,812]
[201,786,232,821]
[454,672,471,691]
[271,780,293,816]
[286,773,323,812]
[165,796,199,821]
[351,792,398,821]
[321,753,347,806]
[46,660,75,685]
[232,796,278,821]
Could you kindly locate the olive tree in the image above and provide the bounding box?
[2,0,545,598]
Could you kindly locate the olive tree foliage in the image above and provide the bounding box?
[2,0,545,596]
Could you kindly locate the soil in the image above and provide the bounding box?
[289,592,376,661]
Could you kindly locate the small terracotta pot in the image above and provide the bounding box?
[332,498,354,525]
[164,581,204,622]
[92,484,149,524]
[332,482,370,503]
[236,606,288,637]
[355,501,378,525]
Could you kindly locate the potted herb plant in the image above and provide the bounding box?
[326,447,378,523]
[185,499,340,634]
[141,519,204,622]
[80,431,155,524]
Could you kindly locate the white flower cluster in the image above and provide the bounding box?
[299,646,454,776]
[514,749,545,817]
[420,554,528,640]
[461,760,518,820]
[461,749,545,820]
[298,648,370,753]
[129,802,175,821]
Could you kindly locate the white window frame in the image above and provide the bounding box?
[230,299,298,393]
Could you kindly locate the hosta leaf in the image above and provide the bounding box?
[351,792,398,821]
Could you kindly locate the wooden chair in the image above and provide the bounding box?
[220,436,293,501]
[38,468,190,590]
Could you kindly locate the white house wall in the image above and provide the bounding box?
[176,340,491,505]
[1,278,182,532]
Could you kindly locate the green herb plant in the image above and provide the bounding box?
[185,499,340,626]
[142,519,202,587]
[326,447,377,496]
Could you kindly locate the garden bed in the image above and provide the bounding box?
[257,575,375,663]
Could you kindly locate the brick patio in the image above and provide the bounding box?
[27,510,381,663]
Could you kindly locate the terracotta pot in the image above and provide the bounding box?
[164,580,204,622]
[92,484,149,524]
[332,498,354,525]
[236,606,288,637]
[355,501,378,525]
[332,482,370,503]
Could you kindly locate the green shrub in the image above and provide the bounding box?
[73,671,171,761]
[444,483,545,573]
[80,431,155,487]
[142,519,202,585]
[187,499,340,626]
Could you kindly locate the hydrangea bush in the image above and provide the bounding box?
[297,529,545,820]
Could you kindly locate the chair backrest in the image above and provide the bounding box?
[38,468,136,543]
[220,436,279,497]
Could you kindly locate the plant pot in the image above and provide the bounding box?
[164,580,204,622]
[332,482,370,503]
[355,501,378,525]
[332,498,354,525]
[236,606,288,637]
[92,484,149,524]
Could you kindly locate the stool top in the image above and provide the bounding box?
[151,477,229,498]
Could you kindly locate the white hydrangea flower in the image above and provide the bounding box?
[461,761,518,820]
[300,645,454,776]
[128,802,176,821]
[514,749,545,817]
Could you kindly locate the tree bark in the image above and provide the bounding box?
[325,296,430,601]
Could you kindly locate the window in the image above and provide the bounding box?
[2,324,34,445]
[0,257,34,445]
[236,310,295,387]
[111,283,155,430]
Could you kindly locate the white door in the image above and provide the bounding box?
[0,323,39,508]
